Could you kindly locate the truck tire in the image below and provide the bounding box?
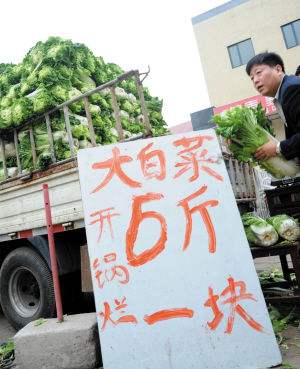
[0,247,55,330]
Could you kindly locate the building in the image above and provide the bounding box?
[169,107,215,134]
[169,121,193,134]
[192,0,300,108]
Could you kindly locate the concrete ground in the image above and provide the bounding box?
[278,326,300,368]
[254,254,286,274]
[0,307,16,343]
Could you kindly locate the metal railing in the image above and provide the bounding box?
[0,69,152,183]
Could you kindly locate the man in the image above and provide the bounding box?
[296,65,300,77]
[246,52,300,161]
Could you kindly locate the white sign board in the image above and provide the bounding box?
[78,130,281,369]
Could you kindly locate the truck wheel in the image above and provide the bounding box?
[0,247,55,330]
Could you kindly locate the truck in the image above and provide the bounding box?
[0,69,157,329]
[0,69,258,330]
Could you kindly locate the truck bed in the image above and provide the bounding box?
[0,160,84,238]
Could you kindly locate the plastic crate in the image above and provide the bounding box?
[265,183,300,218]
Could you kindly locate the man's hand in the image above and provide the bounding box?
[255,140,277,160]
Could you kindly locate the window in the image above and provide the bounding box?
[282,19,300,49]
[227,39,255,68]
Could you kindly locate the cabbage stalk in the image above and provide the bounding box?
[242,213,278,247]
[267,214,300,241]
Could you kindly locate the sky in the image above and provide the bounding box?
[0,0,228,127]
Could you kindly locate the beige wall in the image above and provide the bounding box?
[193,0,300,107]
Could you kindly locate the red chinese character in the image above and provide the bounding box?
[144,308,194,325]
[203,287,223,330]
[263,97,277,114]
[177,185,219,253]
[98,297,137,331]
[204,276,264,334]
[137,142,166,181]
[173,135,223,182]
[93,253,129,289]
[91,147,141,193]
[264,97,274,107]
[89,207,120,242]
[266,105,276,114]
[126,193,167,267]
[244,100,258,108]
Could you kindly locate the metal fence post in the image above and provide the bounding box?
[42,183,64,322]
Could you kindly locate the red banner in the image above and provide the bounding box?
[213,95,276,115]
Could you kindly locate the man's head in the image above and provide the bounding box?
[295,65,300,77]
[246,52,285,97]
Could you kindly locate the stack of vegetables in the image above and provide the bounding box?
[242,213,300,247]
[0,37,168,180]
[213,105,300,179]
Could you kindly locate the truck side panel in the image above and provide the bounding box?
[0,165,83,236]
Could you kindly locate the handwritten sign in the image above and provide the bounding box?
[77,130,281,369]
